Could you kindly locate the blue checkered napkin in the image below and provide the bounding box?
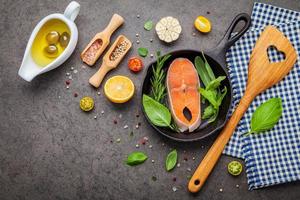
[223,3,300,189]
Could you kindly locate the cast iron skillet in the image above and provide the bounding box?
[141,13,251,142]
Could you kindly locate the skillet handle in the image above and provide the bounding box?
[207,13,251,66]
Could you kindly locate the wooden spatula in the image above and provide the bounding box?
[188,26,297,193]
[81,14,124,66]
[89,35,132,88]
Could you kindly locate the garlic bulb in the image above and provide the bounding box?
[155,16,182,43]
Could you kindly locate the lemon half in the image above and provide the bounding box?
[104,75,135,103]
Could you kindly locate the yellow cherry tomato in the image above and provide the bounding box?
[194,16,211,33]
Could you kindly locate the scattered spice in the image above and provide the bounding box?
[66,80,70,85]
[74,93,78,97]
[97,91,101,95]
[73,69,78,74]
[151,159,155,163]
[173,177,177,182]
[192,32,196,36]
[130,131,134,137]
[192,157,195,160]
[66,72,70,76]
[136,114,140,118]
[207,11,210,14]
[172,186,177,192]
[177,163,180,168]
[152,176,157,181]
[150,38,153,42]
[101,110,105,114]
[116,138,121,143]
[184,157,188,161]
[236,184,240,188]
[137,14,140,18]
[123,125,128,129]
[71,67,74,70]
[94,115,97,119]
[187,167,191,172]
[66,86,70,89]
[135,144,139,148]
[136,40,140,44]
[149,145,153,149]
[113,119,118,124]
[135,124,139,129]
[135,33,139,37]
[219,188,223,192]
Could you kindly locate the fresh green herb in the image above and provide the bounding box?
[142,94,172,128]
[195,52,227,124]
[138,47,148,57]
[195,56,211,87]
[144,20,153,31]
[206,76,226,90]
[126,151,148,166]
[166,149,177,171]
[150,51,171,102]
[228,161,243,176]
[202,51,216,81]
[245,98,282,136]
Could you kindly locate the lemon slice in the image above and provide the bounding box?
[194,16,211,33]
[104,75,135,103]
[80,96,94,111]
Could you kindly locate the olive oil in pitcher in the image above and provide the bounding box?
[31,19,70,67]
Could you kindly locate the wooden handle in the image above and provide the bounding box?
[89,63,111,88]
[103,14,124,36]
[188,93,254,193]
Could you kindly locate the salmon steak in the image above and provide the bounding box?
[166,58,201,132]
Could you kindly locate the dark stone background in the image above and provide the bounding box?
[0,0,299,199]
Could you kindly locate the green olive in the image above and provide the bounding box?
[44,45,58,58]
[59,32,70,47]
[46,31,60,44]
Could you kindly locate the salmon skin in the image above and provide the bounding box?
[166,58,201,132]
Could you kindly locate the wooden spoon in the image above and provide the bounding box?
[89,35,132,88]
[188,26,297,193]
[81,14,124,66]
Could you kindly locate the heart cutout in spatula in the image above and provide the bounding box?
[267,45,286,63]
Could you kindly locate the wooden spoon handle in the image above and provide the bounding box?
[188,93,254,193]
[103,14,124,36]
[89,63,111,88]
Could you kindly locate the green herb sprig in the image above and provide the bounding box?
[245,98,282,136]
[195,52,227,123]
[150,51,171,103]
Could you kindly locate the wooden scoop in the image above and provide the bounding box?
[188,26,297,193]
[89,35,132,88]
[81,14,124,66]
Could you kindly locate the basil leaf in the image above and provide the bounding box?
[202,51,216,81]
[126,151,148,166]
[195,56,211,87]
[202,104,216,119]
[206,76,226,90]
[144,20,153,31]
[142,94,171,127]
[166,149,177,171]
[138,47,148,57]
[199,88,218,108]
[247,98,282,135]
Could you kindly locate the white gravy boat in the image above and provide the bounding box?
[18,1,80,82]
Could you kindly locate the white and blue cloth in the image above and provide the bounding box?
[223,2,300,190]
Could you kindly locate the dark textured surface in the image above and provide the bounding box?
[1,0,300,199]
